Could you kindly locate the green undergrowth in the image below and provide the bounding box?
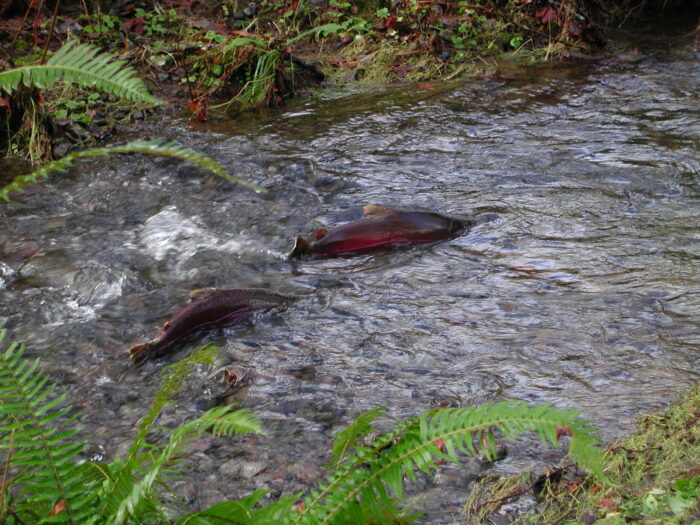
[468,386,700,524]
[2,0,693,156]
[0,40,161,161]
[1,1,614,125]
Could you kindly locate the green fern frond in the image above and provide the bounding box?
[176,490,301,525]
[284,23,345,45]
[98,344,218,520]
[0,328,96,524]
[134,343,219,449]
[221,36,268,54]
[0,139,265,201]
[111,406,263,524]
[328,407,385,468]
[0,41,160,105]
[295,401,603,525]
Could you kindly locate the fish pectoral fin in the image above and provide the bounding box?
[287,235,310,259]
[188,287,218,301]
[363,204,391,217]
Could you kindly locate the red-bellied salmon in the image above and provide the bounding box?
[288,205,466,258]
[129,288,295,362]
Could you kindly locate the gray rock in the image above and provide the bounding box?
[219,458,266,479]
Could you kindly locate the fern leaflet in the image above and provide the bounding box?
[0,328,95,524]
[0,41,161,105]
[111,406,263,524]
[0,139,265,201]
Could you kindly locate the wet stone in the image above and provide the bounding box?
[171,481,198,505]
[219,458,266,479]
[288,460,321,483]
[52,140,73,158]
[433,466,479,488]
[495,493,537,521]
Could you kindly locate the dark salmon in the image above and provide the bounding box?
[288,205,466,258]
[129,288,294,361]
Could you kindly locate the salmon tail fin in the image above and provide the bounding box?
[129,341,155,363]
[363,204,391,216]
[287,235,310,259]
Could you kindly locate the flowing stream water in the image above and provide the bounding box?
[1,17,699,523]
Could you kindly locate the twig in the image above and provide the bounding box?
[286,53,325,79]
[41,0,61,63]
[10,0,38,49]
[618,1,645,28]
[471,463,578,514]
[509,19,588,51]
[150,43,219,56]
[7,510,28,525]
[473,482,534,513]
[548,508,575,525]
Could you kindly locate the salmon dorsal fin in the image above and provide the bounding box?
[314,228,328,240]
[363,204,391,217]
[287,235,310,259]
[188,287,217,301]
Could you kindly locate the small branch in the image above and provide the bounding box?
[471,463,577,514]
[42,0,62,63]
[150,43,219,56]
[10,0,38,49]
[548,508,575,525]
[7,510,28,525]
[618,1,645,28]
[510,19,588,52]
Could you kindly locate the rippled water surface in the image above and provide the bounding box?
[1,21,699,522]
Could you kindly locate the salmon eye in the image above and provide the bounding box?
[314,229,328,240]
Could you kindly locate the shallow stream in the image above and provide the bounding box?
[1,18,699,523]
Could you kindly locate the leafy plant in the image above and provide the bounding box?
[134,7,180,37]
[0,41,161,106]
[520,386,700,524]
[291,403,602,524]
[82,14,122,37]
[0,328,91,523]
[0,329,264,524]
[0,138,265,202]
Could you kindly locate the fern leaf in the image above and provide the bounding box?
[329,407,385,468]
[97,344,218,519]
[176,491,301,525]
[0,139,265,202]
[0,41,160,105]
[111,406,263,524]
[294,401,603,525]
[0,328,98,524]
